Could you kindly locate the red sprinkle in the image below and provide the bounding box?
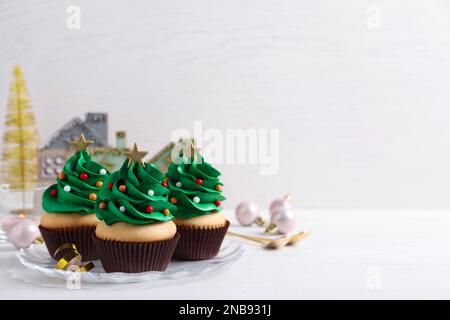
[50,189,58,197]
[79,173,89,180]
[215,200,221,206]
[107,183,113,190]
[196,178,203,185]
[145,206,154,213]
[161,181,168,188]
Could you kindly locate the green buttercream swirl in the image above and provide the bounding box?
[166,155,225,219]
[95,160,176,225]
[42,150,109,214]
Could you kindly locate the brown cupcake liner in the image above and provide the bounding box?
[173,220,230,261]
[39,225,98,261]
[92,233,180,273]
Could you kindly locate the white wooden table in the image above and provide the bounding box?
[0,209,449,299]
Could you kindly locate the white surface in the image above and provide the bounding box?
[1,1,450,208]
[1,209,450,299]
[16,240,243,286]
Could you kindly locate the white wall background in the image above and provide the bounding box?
[1,0,450,209]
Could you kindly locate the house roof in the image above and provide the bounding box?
[147,142,174,163]
[39,117,108,150]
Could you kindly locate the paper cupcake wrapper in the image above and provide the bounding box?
[92,233,180,273]
[39,225,98,261]
[173,220,230,261]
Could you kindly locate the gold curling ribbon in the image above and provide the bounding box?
[33,236,44,244]
[53,243,94,272]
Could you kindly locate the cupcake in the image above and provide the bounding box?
[40,134,109,261]
[166,141,228,260]
[93,144,179,273]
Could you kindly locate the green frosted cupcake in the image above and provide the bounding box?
[166,142,228,260]
[93,144,179,273]
[40,134,110,261]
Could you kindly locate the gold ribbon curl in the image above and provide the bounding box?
[53,243,94,272]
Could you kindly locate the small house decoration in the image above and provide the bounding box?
[148,141,175,172]
[38,113,130,181]
[91,130,129,172]
[38,113,180,182]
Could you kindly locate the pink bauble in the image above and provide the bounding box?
[8,219,41,249]
[27,215,40,223]
[235,202,259,226]
[269,198,292,216]
[1,215,22,234]
[271,209,297,234]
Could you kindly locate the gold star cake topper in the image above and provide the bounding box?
[124,143,148,167]
[188,139,202,163]
[70,133,94,152]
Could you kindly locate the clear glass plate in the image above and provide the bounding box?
[13,240,244,289]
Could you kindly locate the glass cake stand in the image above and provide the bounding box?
[12,239,244,289]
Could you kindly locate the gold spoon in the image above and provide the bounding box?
[232,230,310,245]
[227,231,310,249]
[226,231,291,249]
[287,231,310,246]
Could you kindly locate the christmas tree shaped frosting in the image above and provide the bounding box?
[42,134,110,214]
[95,144,176,225]
[166,141,225,219]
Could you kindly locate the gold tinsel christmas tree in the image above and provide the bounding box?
[1,66,39,193]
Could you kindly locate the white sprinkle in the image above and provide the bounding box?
[63,186,71,192]
[176,181,182,187]
[119,206,126,212]
[99,169,107,175]
[148,190,155,196]
[193,196,200,203]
